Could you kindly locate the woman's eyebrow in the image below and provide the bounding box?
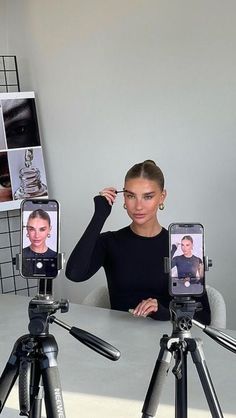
[123,189,135,195]
[123,190,155,196]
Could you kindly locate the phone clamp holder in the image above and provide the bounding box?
[14,251,65,273]
[0,255,120,418]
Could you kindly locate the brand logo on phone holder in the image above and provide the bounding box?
[0,248,120,416]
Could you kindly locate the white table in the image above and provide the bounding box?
[0,294,235,417]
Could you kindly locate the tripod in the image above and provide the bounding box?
[141,297,236,418]
[0,279,120,417]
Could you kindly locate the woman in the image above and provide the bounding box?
[171,235,204,281]
[23,209,56,257]
[66,160,210,324]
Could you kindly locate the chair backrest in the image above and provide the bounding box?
[82,285,110,309]
[206,285,226,329]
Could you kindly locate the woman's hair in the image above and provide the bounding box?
[27,209,51,227]
[181,235,193,244]
[124,160,165,190]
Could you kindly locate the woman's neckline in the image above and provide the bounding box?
[30,246,48,255]
[128,225,164,239]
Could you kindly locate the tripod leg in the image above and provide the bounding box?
[39,335,66,418]
[42,367,65,418]
[19,358,31,415]
[29,360,43,418]
[0,360,19,412]
[30,385,43,418]
[18,357,43,418]
[190,338,224,418]
[174,348,188,418]
[0,338,23,412]
[142,337,172,418]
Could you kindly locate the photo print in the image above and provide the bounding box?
[0,152,12,202]
[8,147,47,200]
[0,92,48,211]
[1,94,41,149]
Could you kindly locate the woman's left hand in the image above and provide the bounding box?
[131,298,158,317]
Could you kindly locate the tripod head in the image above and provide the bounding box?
[14,247,121,362]
[169,296,202,335]
[169,295,236,355]
[27,279,120,361]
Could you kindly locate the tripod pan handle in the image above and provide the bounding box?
[70,327,121,361]
[204,326,236,354]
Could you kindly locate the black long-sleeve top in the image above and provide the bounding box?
[66,196,211,324]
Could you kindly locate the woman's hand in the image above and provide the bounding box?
[99,187,117,206]
[130,298,158,318]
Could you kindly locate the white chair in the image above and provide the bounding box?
[82,285,110,309]
[205,285,226,329]
[82,284,227,329]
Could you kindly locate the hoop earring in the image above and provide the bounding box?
[123,204,127,210]
[159,203,165,211]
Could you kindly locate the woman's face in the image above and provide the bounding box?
[27,217,50,249]
[181,239,193,256]
[124,177,166,226]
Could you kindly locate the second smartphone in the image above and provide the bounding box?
[168,223,205,297]
[20,199,60,279]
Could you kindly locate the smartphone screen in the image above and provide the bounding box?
[169,223,205,296]
[20,199,59,279]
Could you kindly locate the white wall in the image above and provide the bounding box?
[2,0,236,328]
[0,2,7,52]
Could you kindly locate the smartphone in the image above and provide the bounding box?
[168,223,205,297]
[20,199,60,279]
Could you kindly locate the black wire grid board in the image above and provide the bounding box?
[0,55,37,295]
[0,55,20,92]
[0,210,37,295]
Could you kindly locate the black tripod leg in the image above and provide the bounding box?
[174,349,188,418]
[29,360,43,418]
[42,367,65,418]
[0,338,23,412]
[19,358,31,415]
[30,385,43,418]
[142,338,172,418]
[0,360,19,412]
[190,338,224,418]
[39,335,66,418]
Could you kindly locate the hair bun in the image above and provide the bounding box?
[125,159,164,190]
[143,159,156,166]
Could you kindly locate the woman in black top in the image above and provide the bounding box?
[171,235,204,280]
[66,160,211,324]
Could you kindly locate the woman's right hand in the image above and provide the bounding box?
[99,187,117,206]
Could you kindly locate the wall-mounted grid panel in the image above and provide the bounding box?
[0,55,37,295]
[0,210,38,295]
[0,55,20,92]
